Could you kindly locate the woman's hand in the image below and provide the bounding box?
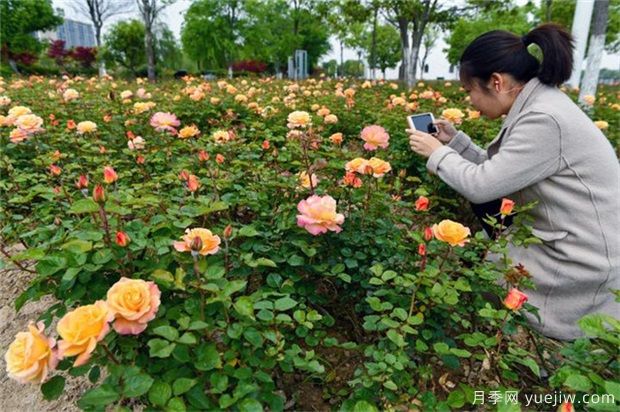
[408,129,443,158]
[433,119,458,144]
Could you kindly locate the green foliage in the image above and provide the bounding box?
[1,76,618,411]
[366,24,401,77]
[0,0,62,57]
[103,20,147,75]
[445,2,536,65]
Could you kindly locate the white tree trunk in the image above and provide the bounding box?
[98,61,107,77]
[568,0,594,88]
[579,0,609,104]
[228,65,233,79]
[404,46,416,88]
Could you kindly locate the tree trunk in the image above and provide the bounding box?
[398,18,409,83]
[8,58,20,74]
[145,26,156,81]
[339,40,344,78]
[545,0,553,21]
[370,6,378,80]
[579,0,609,104]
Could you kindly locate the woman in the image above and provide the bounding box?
[408,23,619,341]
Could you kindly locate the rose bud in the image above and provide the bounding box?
[178,170,190,181]
[190,236,203,252]
[223,224,233,239]
[503,288,528,311]
[93,184,106,203]
[115,231,130,247]
[418,243,426,256]
[49,164,62,176]
[187,174,200,192]
[262,140,270,150]
[415,195,429,211]
[216,154,225,164]
[198,150,209,162]
[500,198,515,216]
[136,155,145,164]
[424,227,433,241]
[103,166,118,184]
[75,174,89,189]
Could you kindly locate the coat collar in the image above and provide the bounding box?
[501,77,544,130]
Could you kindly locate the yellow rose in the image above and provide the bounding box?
[76,121,97,134]
[442,108,465,124]
[212,130,232,144]
[235,94,248,103]
[8,106,31,118]
[57,301,113,367]
[178,124,201,139]
[367,157,392,177]
[594,120,608,130]
[324,114,338,124]
[106,278,161,335]
[15,114,43,133]
[210,97,221,105]
[345,157,369,174]
[5,321,58,384]
[582,95,595,105]
[432,220,471,247]
[287,111,311,129]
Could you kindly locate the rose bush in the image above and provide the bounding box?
[0,75,618,411]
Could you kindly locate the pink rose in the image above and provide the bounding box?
[360,125,389,151]
[296,195,345,236]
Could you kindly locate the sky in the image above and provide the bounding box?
[52,0,619,80]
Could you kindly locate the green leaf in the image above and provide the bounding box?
[78,384,119,408]
[223,280,247,296]
[353,400,379,412]
[392,308,408,321]
[167,397,187,412]
[234,296,255,319]
[564,374,592,392]
[274,296,298,311]
[239,226,260,237]
[152,326,179,341]
[604,380,620,399]
[516,357,540,377]
[243,328,264,347]
[287,254,304,266]
[151,269,174,287]
[148,381,172,406]
[41,376,65,400]
[91,249,113,265]
[173,378,197,396]
[36,256,66,276]
[383,380,398,391]
[239,398,263,412]
[381,270,397,281]
[123,373,154,397]
[433,342,450,354]
[255,257,277,267]
[148,339,176,358]
[387,329,406,347]
[195,343,221,371]
[70,198,100,214]
[177,332,198,345]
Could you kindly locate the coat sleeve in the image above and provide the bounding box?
[446,130,488,164]
[426,111,562,204]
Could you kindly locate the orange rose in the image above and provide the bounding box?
[500,198,515,215]
[57,301,114,367]
[106,277,161,335]
[345,157,369,174]
[174,228,221,256]
[432,220,470,247]
[5,321,58,384]
[415,196,429,211]
[367,157,392,177]
[503,288,528,311]
[178,124,200,139]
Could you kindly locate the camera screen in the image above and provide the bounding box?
[410,114,437,134]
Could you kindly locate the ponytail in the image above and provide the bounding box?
[523,23,574,86]
[459,23,574,88]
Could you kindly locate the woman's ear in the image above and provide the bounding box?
[490,73,502,92]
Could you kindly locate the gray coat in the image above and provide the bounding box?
[426,77,620,340]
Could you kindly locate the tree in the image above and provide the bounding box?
[70,0,133,76]
[71,46,98,68]
[418,23,439,79]
[136,0,175,81]
[181,0,243,74]
[383,0,457,86]
[535,0,619,52]
[445,2,534,65]
[0,0,62,72]
[47,40,70,69]
[104,19,146,76]
[155,23,182,70]
[366,24,400,79]
[579,0,610,104]
[242,0,297,76]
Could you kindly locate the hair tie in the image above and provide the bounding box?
[521,35,530,46]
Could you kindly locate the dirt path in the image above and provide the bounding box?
[1,247,86,412]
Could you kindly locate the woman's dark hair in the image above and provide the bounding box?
[459,23,574,88]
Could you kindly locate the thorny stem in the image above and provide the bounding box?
[98,204,111,246]
[101,342,120,365]
[0,243,37,274]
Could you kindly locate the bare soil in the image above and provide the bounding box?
[0,246,88,412]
